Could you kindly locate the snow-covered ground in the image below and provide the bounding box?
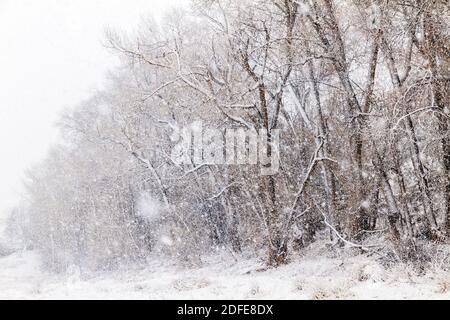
[1,242,450,300]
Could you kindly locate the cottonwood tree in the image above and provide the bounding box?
[20,0,450,270]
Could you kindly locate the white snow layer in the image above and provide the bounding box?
[1,243,450,300]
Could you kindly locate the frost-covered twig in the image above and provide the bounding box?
[313,201,379,252]
[207,182,239,201]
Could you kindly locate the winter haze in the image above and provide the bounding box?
[0,0,184,221]
[0,0,449,301]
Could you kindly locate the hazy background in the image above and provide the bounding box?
[0,0,184,223]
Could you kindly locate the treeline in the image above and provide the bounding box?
[12,0,449,271]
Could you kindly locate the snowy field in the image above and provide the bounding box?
[2,242,450,300]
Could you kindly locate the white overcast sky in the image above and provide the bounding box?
[0,0,185,220]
